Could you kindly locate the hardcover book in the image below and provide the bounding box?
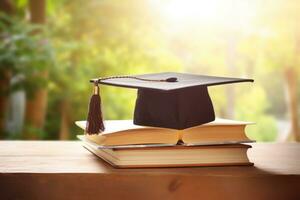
[81,137,253,168]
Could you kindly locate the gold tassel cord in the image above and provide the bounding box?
[91,75,178,83]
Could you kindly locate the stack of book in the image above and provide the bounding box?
[76,118,254,168]
[78,72,254,168]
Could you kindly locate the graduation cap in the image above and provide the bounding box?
[86,72,253,134]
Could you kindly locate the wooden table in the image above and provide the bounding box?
[0,141,299,200]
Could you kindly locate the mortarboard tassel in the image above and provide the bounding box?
[85,75,177,134]
[86,81,105,134]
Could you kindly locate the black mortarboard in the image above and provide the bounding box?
[86,72,253,134]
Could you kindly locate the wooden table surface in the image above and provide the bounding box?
[0,141,299,200]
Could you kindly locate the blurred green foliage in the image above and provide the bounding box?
[0,13,54,96]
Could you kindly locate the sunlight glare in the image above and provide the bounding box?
[150,0,257,32]
[163,0,220,23]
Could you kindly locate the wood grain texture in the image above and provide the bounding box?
[0,141,300,200]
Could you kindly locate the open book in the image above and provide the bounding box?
[76,118,253,146]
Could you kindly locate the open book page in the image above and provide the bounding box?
[76,118,254,134]
[75,118,254,146]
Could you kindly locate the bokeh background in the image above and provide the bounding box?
[0,0,299,141]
